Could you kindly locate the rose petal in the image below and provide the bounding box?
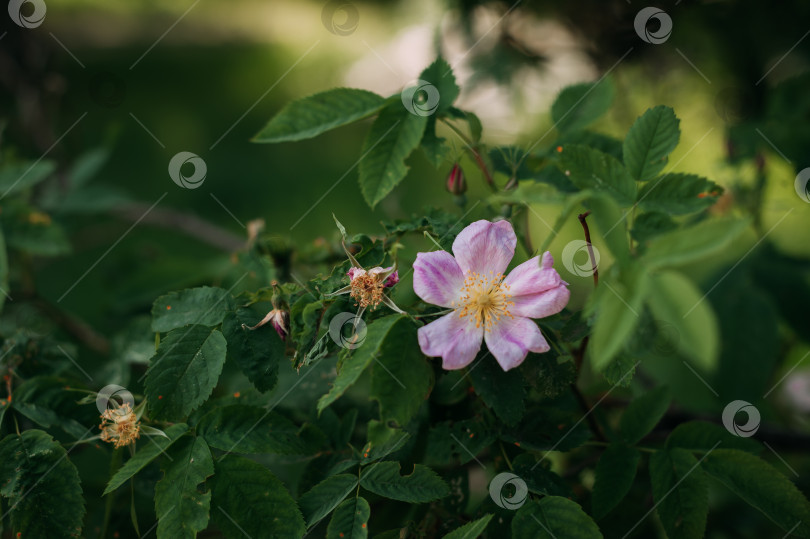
[347,267,366,281]
[503,252,562,297]
[413,251,465,308]
[417,311,483,370]
[510,285,570,319]
[484,316,549,371]
[452,220,516,276]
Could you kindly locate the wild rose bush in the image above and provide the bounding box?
[2,56,810,539]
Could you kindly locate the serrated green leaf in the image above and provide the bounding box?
[0,159,56,197]
[360,462,449,503]
[327,496,370,539]
[512,497,602,538]
[631,211,677,245]
[370,321,433,426]
[646,271,719,371]
[221,308,283,393]
[642,217,750,270]
[666,421,762,454]
[154,436,214,539]
[650,448,709,539]
[557,145,635,205]
[359,103,428,208]
[299,474,359,528]
[103,423,189,495]
[623,105,681,181]
[468,355,526,425]
[318,314,406,414]
[702,449,810,537]
[417,57,460,114]
[619,386,671,445]
[637,173,722,215]
[211,455,306,538]
[145,326,227,421]
[151,286,234,332]
[602,354,637,388]
[592,444,640,519]
[0,430,85,538]
[551,79,615,134]
[197,404,309,455]
[253,88,386,143]
[590,267,649,372]
[443,514,493,539]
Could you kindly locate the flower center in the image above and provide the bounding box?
[456,271,513,330]
[350,273,385,309]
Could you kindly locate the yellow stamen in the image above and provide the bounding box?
[350,273,385,309]
[455,270,513,331]
[99,403,141,449]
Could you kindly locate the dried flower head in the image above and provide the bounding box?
[99,403,141,449]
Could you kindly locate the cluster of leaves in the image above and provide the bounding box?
[1,57,810,539]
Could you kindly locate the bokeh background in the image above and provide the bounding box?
[3,0,810,536]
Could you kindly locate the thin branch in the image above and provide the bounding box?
[577,211,599,286]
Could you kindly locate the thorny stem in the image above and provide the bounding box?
[570,210,606,441]
[440,119,497,192]
[577,211,599,287]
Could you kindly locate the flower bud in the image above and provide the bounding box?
[446,164,467,196]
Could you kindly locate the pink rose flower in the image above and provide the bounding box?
[413,219,570,372]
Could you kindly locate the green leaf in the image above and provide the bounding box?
[221,308,283,393]
[370,321,433,426]
[360,462,449,503]
[326,496,370,539]
[666,421,762,454]
[0,430,85,538]
[619,386,671,444]
[253,88,386,143]
[420,117,450,168]
[154,436,214,539]
[551,79,615,134]
[0,159,56,197]
[591,444,640,519]
[646,271,719,371]
[589,267,649,372]
[151,286,234,332]
[642,217,750,270]
[299,474,359,528]
[358,102,428,208]
[557,145,635,205]
[145,326,227,421]
[3,209,71,256]
[637,173,722,215]
[650,448,708,539]
[318,315,406,414]
[631,211,677,245]
[602,354,638,388]
[417,57,460,114]
[702,449,810,537]
[197,404,309,455]
[103,423,189,495]
[210,455,306,538]
[623,105,681,181]
[443,514,493,539]
[468,355,526,425]
[512,497,602,538]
